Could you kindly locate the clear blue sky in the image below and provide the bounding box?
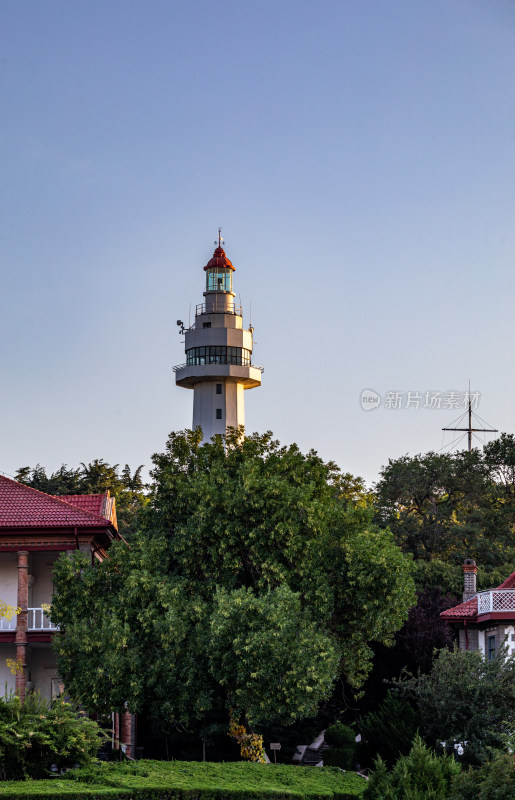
[1,0,514,485]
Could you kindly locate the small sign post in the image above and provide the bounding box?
[270,742,281,764]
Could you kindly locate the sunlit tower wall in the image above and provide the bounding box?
[174,238,262,442]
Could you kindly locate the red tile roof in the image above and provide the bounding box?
[441,597,477,619]
[498,570,515,589]
[0,475,114,529]
[441,569,515,620]
[62,495,105,515]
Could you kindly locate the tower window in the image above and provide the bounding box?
[186,346,251,367]
[216,408,222,420]
[487,635,496,661]
[216,384,222,394]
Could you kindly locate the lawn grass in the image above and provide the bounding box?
[0,760,367,799]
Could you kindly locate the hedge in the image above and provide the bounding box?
[0,760,366,799]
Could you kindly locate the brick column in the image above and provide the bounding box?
[121,712,133,758]
[113,712,120,751]
[15,551,29,701]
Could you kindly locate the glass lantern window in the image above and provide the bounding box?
[206,269,232,292]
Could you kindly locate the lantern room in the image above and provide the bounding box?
[204,233,236,295]
[206,267,232,293]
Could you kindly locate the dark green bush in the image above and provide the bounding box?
[363,734,461,800]
[360,692,419,766]
[325,723,356,749]
[450,753,515,800]
[0,691,105,780]
[324,723,356,769]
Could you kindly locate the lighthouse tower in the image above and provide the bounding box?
[174,234,262,441]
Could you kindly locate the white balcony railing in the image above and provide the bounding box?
[477,589,515,615]
[0,608,59,632]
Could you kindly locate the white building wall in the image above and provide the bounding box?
[29,645,59,704]
[0,644,16,696]
[0,553,19,612]
[0,551,58,619]
[505,625,515,656]
[0,552,61,702]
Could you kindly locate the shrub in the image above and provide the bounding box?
[392,647,515,765]
[450,753,515,800]
[0,759,368,798]
[0,691,105,780]
[363,734,461,800]
[324,722,356,769]
[360,692,419,766]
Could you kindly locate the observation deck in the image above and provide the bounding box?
[173,362,263,389]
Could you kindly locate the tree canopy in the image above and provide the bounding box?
[392,647,515,765]
[374,438,515,574]
[51,429,415,729]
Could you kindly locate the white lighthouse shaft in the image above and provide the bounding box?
[174,241,262,442]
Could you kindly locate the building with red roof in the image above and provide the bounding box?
[441,559,515,659]
[0,475,120,706]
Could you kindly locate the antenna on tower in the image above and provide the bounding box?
[215,227,223,247]
[442,382,497,452]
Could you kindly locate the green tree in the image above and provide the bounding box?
[360,691,419,766]
[374,447,515,569]
[392,647,515,764]
[483,432,515,497]
[51,429,415,731]
[14,463,51,492]
[323,722,356,769]
[364,734,461,800]
[451,753,515,800]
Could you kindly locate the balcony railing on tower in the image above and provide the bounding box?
[196,301,242,316]
[173,362,264,374]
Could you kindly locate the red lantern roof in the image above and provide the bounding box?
[204,246,235,272]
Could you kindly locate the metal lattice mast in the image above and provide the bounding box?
[442,384,497,452]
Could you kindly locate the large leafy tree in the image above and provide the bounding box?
[51,429,415,729]
[374,443,515,570]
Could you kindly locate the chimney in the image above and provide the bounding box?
[462,558,477,602]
